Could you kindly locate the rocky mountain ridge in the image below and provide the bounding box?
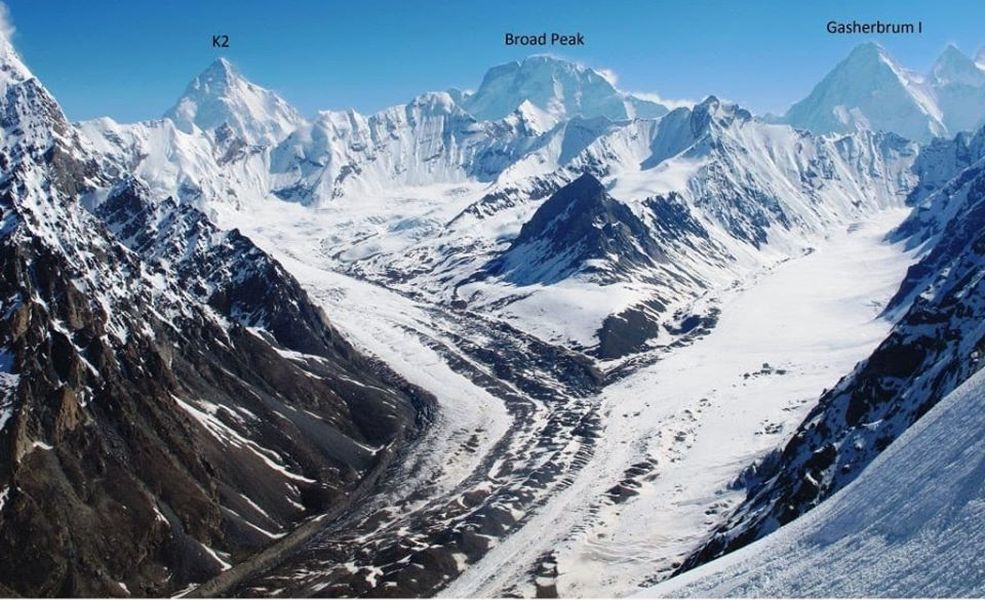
[0,31,429,598]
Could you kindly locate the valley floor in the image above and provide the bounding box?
[219,207,916,597]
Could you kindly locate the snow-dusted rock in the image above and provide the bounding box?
[0,34,425,598]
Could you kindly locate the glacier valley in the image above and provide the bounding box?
[1,22,985,599]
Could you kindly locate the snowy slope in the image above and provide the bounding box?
[644,366,985,598]
[80,114,275,210]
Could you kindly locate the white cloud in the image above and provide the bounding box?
[0,2,14,40]
[498,55,699,112]
[581,63,696,111]
[630,91,697,110]
[598,68,619,86]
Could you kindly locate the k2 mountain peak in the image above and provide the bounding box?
[164,56,304,146]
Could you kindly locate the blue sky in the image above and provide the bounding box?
[5,1,984,122]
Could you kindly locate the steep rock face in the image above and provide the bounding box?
[94,181,426,441]
[481,173,663,285]
[0,36,427,598]
[903,128,985,206]
[96,182,344,357]
[680,124,985,573]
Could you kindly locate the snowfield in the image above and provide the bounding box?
[643,365,985,598]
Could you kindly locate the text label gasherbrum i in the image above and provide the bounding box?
[826,20,923,34]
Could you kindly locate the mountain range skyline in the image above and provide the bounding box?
[80,40,985,149]
[5,0,985,123]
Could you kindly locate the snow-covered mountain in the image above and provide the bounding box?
[478,173,666,286]
[0,33,427,597]
[645,366,985,598]
[267,91,552,203]
[458,55,669,125]
[785,43,985,143]
[83,56,672,211]
[929,44,985,134]
[164,58,303,145]
[785,43,947,142]
[83,82,583,208]
[679,120,985,575]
